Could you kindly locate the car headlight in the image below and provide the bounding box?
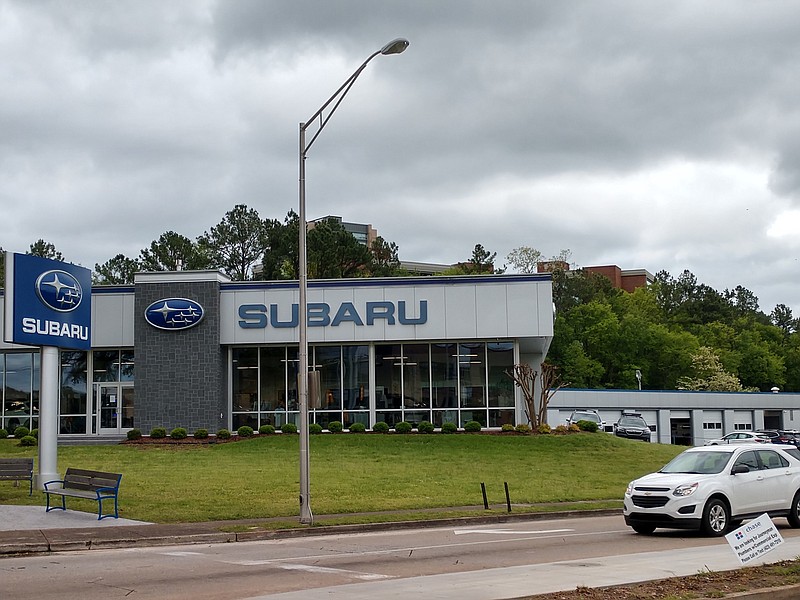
[625,482,634,496]
[673,482,698,497]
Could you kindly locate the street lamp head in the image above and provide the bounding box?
[380,38,409,55]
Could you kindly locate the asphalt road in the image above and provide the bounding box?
[2,514,800,599]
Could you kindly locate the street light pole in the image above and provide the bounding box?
[297,38,409,525]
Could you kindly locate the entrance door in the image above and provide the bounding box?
[97,384,134,434]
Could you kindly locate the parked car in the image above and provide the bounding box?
[781,431,800,448]
[624,443,800,536]
[756,429,798,446]
[613,413,651,442]
[566,409,605,431]
[704,432,770,446]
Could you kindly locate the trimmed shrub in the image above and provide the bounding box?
[150,427,167,439]
[31,428,39,439]
[193,428,209,439]
[349,422,366,433]
[394,421,412,434]
[464,420,482,433]
[216,428,232,440]
[501,423,516,433]
[417,420,435,434]
[126,428,143,440]
[258,424,276,435]
[13,426,30,438]
[441,422,457,434]
[536,423,551,434]
[576,420,598,433]
[372,421,390,433]
[0,429,8,439]
[309,423,323,434]
[170,427,188,440]
[328,421,343,433]
[18,435,37,447]
[567,423,581,433]
[515,423,532,434]
[281,422,298,434]
[237,425,254,438]
[554,424,570,435]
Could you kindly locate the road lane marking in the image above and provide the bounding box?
[278,563,392,580]
[453,528,573,535]
[219,559,392,580]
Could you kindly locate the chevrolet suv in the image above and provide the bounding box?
[624,444,800,536]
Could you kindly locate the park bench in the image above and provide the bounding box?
[0,457,34,495]
[44,468,122,520]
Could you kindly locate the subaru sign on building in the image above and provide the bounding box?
[3,252,92,350]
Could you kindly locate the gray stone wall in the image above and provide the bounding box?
[134,279,227,433]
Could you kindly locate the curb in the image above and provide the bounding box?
[698,585,800,599]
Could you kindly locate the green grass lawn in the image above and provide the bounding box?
[0,433,682,523]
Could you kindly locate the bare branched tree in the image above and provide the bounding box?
[506,362,568,432]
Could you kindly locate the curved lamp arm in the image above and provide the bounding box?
[301,38,409,154]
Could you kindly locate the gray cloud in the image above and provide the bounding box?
[2,0,800,314]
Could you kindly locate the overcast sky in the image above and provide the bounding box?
[2,1,800,314]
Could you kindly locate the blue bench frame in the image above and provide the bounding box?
[44,468,122,520]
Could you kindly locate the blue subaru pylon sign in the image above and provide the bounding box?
[3,252,92,350]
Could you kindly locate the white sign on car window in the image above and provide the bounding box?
[724,513,784,565]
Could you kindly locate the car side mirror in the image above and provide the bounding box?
[732,464,750,474]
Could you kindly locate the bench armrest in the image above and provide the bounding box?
[43,479,65,490]
[94,486,119,496]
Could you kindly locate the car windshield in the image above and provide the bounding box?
[619,417,646,427]
[660,451,732,474]
[573,413,600,423]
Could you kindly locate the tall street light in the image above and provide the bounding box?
[297,38,409,524]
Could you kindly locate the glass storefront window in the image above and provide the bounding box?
[431,344,457,411]
[230,340,516,433]
[119,349,135,382]
[232,348,258,412]
[375,344,403,411]
[260,347,286,412]
[93,350,120,382]
[315,346,342,413]
[487,342,514,408]
[3,353,36,431]
[60,350,88,434]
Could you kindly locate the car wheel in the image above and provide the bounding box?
[788,492,800,528]
[631,523,656,535]
[701,498,730,536]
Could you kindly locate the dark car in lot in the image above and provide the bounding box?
[613,413,651,442]
[756,429,800,447]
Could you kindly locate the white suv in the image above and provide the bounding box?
[624,444,800,536]
[566,410,605,431]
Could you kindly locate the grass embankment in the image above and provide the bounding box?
[0,433,682,524]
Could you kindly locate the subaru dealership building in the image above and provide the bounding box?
[1,268,555,438]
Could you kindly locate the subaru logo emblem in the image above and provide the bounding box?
[35,270,83,312]
[144,298,205,331]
